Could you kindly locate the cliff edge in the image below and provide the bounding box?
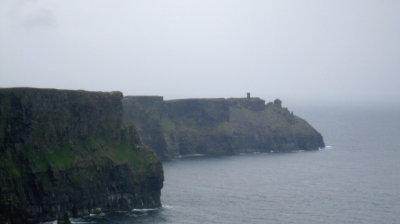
[0,88,163,223]
[123,96,324,160]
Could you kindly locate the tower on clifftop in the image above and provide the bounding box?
[274,99,282,107]
[247,92,250,99]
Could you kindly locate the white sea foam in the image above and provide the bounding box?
[130,208,159,218]
[70,217,96,224]
[319,145,333,150]
[89,212,105,217]
[178,154,206,158]
[162,204,174,210]
[187,154,205,157]
[132,208,159,212]
[41,220,57,224]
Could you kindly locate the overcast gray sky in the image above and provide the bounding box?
[1,0,399,108]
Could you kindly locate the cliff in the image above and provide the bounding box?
[0,88,163,223]
[123,96,324,160]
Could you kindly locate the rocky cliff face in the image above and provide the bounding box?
[123,96,324,160]
[0,88,163,223]
[122,96,168,159]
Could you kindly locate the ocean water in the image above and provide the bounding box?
[77,107,400,224]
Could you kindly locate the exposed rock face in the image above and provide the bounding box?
[0,88,163,223]
[122,96,168,159]
[123,96,324,160]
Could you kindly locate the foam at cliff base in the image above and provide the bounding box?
[70,217,96,224]
[40,221,57,224]
[129,208,160,217]
[41,218,95,224]
[319,145,333,150]
[132,208,160,212]
[177,154,205,158]
[88,212,106,217]
[162,204,174,210]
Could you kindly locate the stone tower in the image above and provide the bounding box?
[247,92,250,99]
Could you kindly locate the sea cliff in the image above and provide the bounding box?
[0,88,163,223]
[123,96,324,160]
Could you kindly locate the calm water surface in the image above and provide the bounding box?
[79,107,400,224]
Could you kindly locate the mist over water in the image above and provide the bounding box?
[77,107,400,224]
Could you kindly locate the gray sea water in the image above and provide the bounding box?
[76,107,400,224]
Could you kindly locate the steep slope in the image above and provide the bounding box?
[123,96,324,159]
[0,88,163,223]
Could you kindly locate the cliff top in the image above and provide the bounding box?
[1,87,122,95]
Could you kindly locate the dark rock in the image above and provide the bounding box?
[59,213,71,224]
[123,96,325,159]
[0,88,163,223]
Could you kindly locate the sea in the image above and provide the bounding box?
[70,106,400,224]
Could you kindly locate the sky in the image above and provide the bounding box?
[1,0,399,108]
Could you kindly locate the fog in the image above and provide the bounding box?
[1,0,399,108]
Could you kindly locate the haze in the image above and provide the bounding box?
[1,0,399,108]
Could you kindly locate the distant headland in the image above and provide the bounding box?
[123,93,325,160]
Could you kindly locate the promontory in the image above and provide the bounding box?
[0,88,163,223]
[123,95,325,160]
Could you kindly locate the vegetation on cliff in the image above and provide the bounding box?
[123,96,325,160]
[0,88,163,223]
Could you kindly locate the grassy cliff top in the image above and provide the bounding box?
[0,88,160,173]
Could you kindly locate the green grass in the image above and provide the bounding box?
[106,143,158,172]
[0,150,21,179]
[14,133,158,175]
[160,117,177,132]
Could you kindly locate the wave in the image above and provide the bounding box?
[319,145,333,150]
[40,221,57,224]
[162,204,174,210]
[42,220,95,224]
[132,207,160,212]
[129,207,160,217]
[88,212,105,217]
[70,217,96,224]
[178,154,206,158]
